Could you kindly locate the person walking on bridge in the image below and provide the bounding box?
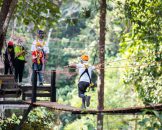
[67,54,99,109]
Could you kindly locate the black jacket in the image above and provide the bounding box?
[4,47,15,67]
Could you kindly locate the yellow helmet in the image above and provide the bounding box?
[36,42,42,47]
[81,54,89,61]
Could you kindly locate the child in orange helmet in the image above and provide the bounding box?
[31,42,44,85]
[67,54,97,109]
[31,30,49,83]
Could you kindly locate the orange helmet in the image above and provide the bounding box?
[36,42,42,47]
[81,54,89,61]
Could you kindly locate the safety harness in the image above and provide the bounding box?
[36,40,46,61]
[79,65,94,89]
[35,50,43,65]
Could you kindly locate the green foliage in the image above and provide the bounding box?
[138,111,162,129]
[15,0,60,30]
[102,58,140,129]
[64,116,95,130]
[120,0,162,105]
[0,108,58,130]
[0,113,20,130]
[105,0,125,57]
[59,113,81,130]
[0,0,2,6]
[120,0,162,129]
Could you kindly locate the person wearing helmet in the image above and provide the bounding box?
[14,39,26,85]
[31,30,49,83]
[31,42,44,85]
[31,30,49,59]
[67,54,96,109]
[4,41,15,74]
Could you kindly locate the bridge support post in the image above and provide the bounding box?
[16,105,34,130]
[32,70,37,103]
[51,70,56,102]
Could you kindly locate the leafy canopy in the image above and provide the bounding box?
[14,0,60,30]
[120,0,162,104]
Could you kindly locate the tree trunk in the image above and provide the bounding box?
[3,0,18,33]
[0,0,12,53]
[0,0,18,54]
[97,0,106,130]
[0,0,12,34]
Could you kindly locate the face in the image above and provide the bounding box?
[8,45,13,49]
[8,46,13,51]
[38,34,44,39]
[18,39,23,46]
[37,46,42,51]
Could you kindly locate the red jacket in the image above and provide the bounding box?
[32,50,44,64]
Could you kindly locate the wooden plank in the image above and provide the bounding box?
[0,88,21,98]
[21,84,50,87]
[0,75,15,80]
[0,74,15,77]
[0,104,29,109]
[0,100,25,104]
[20,85,51,100]
[0,94,21,98]
[1,88,20,91]
[25,101,81,111]
[0,75,17,90]
[24,92,51,97]
[20,86,51,91]
[24,101,162,115]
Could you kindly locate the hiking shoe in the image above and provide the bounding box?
[39,83,43,86]
[86,96,91,107]
[81,97,86,109]
[18,82,24,86]
[81,104,86,109]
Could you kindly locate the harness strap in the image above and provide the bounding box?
[79,65,92,83]
[35,51,43,64]
[36,39,46,59]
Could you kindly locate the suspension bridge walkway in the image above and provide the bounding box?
[0,70,162,130]
[0,70,162,115]
[24,101,162,115]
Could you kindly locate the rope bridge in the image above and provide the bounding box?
[1,72,162,129]
[1,72,162,115]
[24,101,162,115]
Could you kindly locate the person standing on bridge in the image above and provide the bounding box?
[67,54,99,109]
[4,41,15,74]
[32,42,44,86]
[31,30,49,84]
[14,38,26,85]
